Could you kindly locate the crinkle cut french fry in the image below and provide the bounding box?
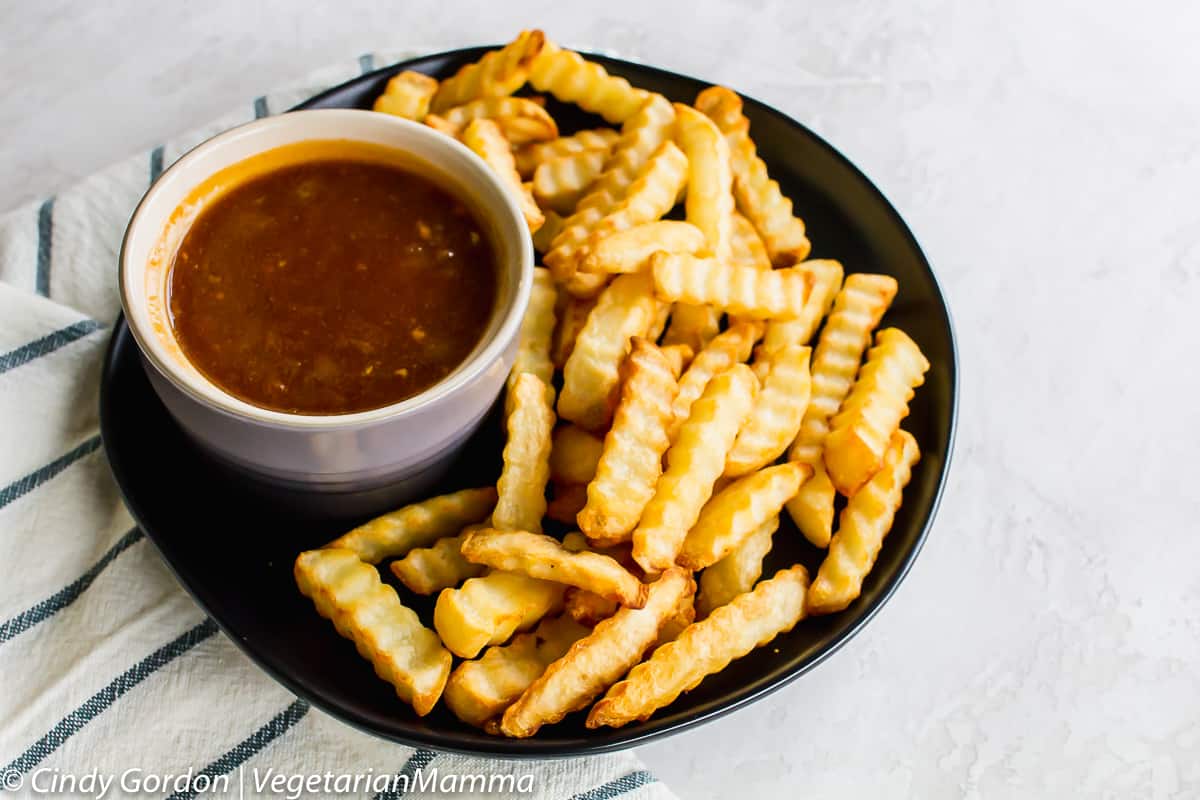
[761,260,844,352]
[543,95,676,283]
[724,344,812,477]
[431,29,546,112]
[494,373,555,534]
[533,210,565,254]
[675,103,734,262]
[373,70,439,121]
[444,615,590,728]
[695,516,778,618]
[546,482,588,525]
[516,128,621,177]
[824,328,929,495]
[578,338,679,544]
[580,221,707,276]
[551,295,597,369]
[587,565,808,728]
[632,365,759,572]
[669,321,762,439]
[389,529,487,595]
[694,86,811,263]
[499,568,694,737]
[507,267,557,414]
[550,425,605,485]
[324,487,497,563]
[652,253,813,320]
[295,549,452,716]
[532,149,609,214]
[808,431,919,614]
[678,462,809,570]
[563,140,689,297]
[462,528,646,607]
[557,272,661,431]
[529,41,652,124]
[786,273,898,546]
[434,570,565,659]
[462,118,544,233]
[730,211,772,271]
[426,96,558,145]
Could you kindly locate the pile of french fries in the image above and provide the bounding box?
[293,30,932,736]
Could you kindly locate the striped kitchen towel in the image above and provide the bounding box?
[0,51,676,800]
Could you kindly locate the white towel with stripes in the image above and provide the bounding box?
[0,51,676,800]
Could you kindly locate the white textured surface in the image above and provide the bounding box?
[3,1,1200,797]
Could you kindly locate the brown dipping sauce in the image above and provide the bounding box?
[168,159,497,415]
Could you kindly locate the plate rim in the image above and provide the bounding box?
[99,45,959,758]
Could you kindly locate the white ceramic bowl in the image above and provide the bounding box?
[119,109,533,504]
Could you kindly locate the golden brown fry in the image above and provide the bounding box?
[558,272,661,431]
[808,431,919,613]
[295,548,452,715]
[551,295,597,369]
[434,570,565,659]
[431,29,546,112]
[675,103,734,261]
[546,483,588,525]
[533,210,565,254]
[729,211,772,271]
[724,344,812,477]
[462,118,544,233]
[550,425,605,486]
[499,568,694,737]
[462,528,646,607]
[323,487,497,563]
[632,365,759,572]
[578,339,680,544]
[389,529,486,595]
[588,565,808,727]
[543,95,676,283]
[373,70,439,121]
[651,253,813,320]
[494,373,555,534]
[786,273,898,546]
[678,462,809,570]
[507,267,557,414]
[425,96,558,144]
[532,148,608,214]
[694,86,811,262]
[825,328,929,495]
[695,516,778,618]
[563,587,619,625]
[669,321,762,439]
[528,41,652,124]
[581,221,706,275]
[515,128,621,177]
[761,260,844,351]
[444,615,589,728]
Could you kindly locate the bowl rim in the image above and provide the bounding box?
[101,46,959,758]
[117,108,534,431]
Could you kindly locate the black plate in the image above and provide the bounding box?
[100,46,958,757]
